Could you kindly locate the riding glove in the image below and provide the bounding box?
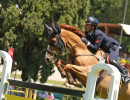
[81,37,90,46]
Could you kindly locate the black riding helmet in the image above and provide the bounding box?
[85,16,99,28]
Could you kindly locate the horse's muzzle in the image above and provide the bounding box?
[45,54,55,64]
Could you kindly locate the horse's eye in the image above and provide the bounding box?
[52,38,57,44]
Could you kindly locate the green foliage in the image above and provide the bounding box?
[89,0,130,53]
[52,0,91,30]
[0,0,129,83]
[89,0,126,23]
[0,0,53,82]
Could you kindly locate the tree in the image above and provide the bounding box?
[47,0,91,31]
[89,0,125,23]
[0,0,129,83]
[0,0,53,82]
[89,0,130,53]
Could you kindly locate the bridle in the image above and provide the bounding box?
[46,34,65,59]
[48,34,65,49]
[47,33,99,63]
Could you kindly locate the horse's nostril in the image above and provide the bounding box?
[46,58,50,62]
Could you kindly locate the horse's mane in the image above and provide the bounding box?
[60,24,85,37]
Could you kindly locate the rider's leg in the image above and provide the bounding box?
[109,45,130,84]
[110,60,130,84]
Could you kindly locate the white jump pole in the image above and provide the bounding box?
[84,63,121,100]
[0,50,12,100]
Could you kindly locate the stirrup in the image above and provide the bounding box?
[125,80,130,85]
[123,67,129,75]
[121,75,130,84]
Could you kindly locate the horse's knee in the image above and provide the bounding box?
[64,64,72,71]
[55,59,62,67]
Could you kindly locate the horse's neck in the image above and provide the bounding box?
[61,29,105,60]
[61,29,91,56]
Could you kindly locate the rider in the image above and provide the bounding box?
[81,16,130,84]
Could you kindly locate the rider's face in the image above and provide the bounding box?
[85,23,91,32]
[85,23,94,33]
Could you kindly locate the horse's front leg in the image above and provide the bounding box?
[55,59,67,78]
[55,60,76,85]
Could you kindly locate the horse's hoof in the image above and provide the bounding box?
[61,72,66,78]
[64,83,74,88]
[73,82,83,88]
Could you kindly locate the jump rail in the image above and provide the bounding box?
[8,79,85,97]
[0,50,12,100]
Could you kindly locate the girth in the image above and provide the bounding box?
[95,70,109,94]
[96,70,109,86]
[74,54,100,61]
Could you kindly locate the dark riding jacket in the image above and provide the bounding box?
[85,29,129,77]
[85,29,119,53]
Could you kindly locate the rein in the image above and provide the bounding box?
[69,40,100,63]
[71,41,82,48]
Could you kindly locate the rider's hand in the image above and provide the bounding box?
[81,37,89,44]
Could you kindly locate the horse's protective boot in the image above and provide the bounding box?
[110,60,126,75]
[111,60,130,84]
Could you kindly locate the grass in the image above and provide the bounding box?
[46,80,64,85]
[0,72,21,79]
[10,74,21,79]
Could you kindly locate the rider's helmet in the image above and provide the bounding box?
[85,16,99,28]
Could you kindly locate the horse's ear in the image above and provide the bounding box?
[55,25,61,34]
[44,23,54,35]
[52,25,61,34]
[52,25,58,34]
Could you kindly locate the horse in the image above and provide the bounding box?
[44,24,130,100]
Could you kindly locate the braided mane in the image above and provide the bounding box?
[60,24,85,37]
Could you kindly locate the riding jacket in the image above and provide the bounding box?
[84,29,130,78]
[85,29,119,54]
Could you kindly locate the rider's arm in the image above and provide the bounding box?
[86,34,103,53]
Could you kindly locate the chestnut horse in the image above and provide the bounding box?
[45,24,130,100]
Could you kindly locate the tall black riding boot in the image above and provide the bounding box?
[111,60,130,84]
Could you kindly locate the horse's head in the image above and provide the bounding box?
[44,24,65,63]
[45,24,88,64]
